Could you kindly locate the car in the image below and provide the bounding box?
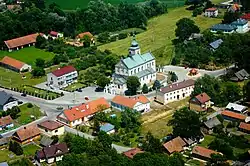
[18,101,23,105]
[77,88,82,92]
[95,87,104,92]
[21,93,27,97]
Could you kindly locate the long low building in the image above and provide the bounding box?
[0,56,31,72]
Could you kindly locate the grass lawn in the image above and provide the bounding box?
[186,159,204,166]
[0,47,54,67]
[99,6,222,65]
[198,135,216,147]
[16,103,43,125]
[63,82,87,92]
[23,144,41,156]
[0,149,22,163]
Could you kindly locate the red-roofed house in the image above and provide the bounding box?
[239,122,250,134]
[192,146,221,161]
[221,110,246,122]
[0,115,14,131]
[4,33,39,52]
[163,136,187,155]
[123,148,144,159]
[76,32,94,41]
[189,93,212,112]
[49,31,63,39]
[111,95,150,113]
[204,8,218,17]
[47,66,78,89]
[57,97,110,127]
[0,56,31,72]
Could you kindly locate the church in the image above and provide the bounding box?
[104,38,156,95]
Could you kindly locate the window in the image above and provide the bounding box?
[45,129,48,132]
[55,130,58,133]
[134,69,136,73]
[131,71,133,75]
[138,68,140,72]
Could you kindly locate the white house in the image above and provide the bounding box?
[47,66,78,89]
[104,38,156,95]
[155,79,195,105]
[49,31,64,39]
[231,18,249,33]
[226,103,248,114]
[0,91,18,111]
[111,95,150,113]
[204,8,218,17]
[38,120,65,136]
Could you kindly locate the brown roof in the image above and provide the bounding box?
[0,115,13,127]
[14,125,40,142]
[52,66,76,77]
[4,33,39,49]
[239,122,250,131]
[38,120,64,131]
[1,56,25,70]
[205,7,218,11]
[111,95,149,109]
[194,93,211,104]
[123,148,144,159]
[159,79,195,94]
[221,110,246,121]
[36,143,69,159]
[76,32,93,39]
[192,146,220,159]
[163,136,186,154]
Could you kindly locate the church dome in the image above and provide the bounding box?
[131,39,139,47]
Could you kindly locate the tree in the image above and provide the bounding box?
[96,75,110,89]
[222,11,240,24]
[170,71,178,82]
[142,132,163,153]
[153,80,161,90]
[97,131,112,149]
[35,58,45,68]
[121,109,141,131]
[221,82,241,103]
[31,67,45,77]
[35,35,47,48]
[51,135,59,145]
[209,139,234,159]
[9,141,23,155]
[175,18,200,41]
[126,76,140,96]
[93,118,100,133]
[208,153,229,166]
[98,32,110,43]
[169,107,201,138]
[142,84,149,94]
[82,35,91,48]
[243,81,250,101]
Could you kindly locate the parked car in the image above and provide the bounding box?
[18,101,23,105]
[77,88,82,92]
[21,93,27,97]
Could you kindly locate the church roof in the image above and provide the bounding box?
[122,53,155,69]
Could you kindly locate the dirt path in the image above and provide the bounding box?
[142,109,174,124]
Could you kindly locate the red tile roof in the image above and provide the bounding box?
[239,122,250,131]
[4,33,39,49]
[123,148,144,159]
[221,110,246,121]
[38,120,64,131]
[60,97,110,122]
[50,31,58,36]
[0,115,13,127]
[163,136,186,154]
[160,79,195,94]
[194,93,211,104]
[112,95,149,109]
[52,66,76,77]
[76,32,93,39]
[1,56,25,70]
[14,125,40,142]
[192,146,220,159]
[205,7,218,11]
[241,13,250,20]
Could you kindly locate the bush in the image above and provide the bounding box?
[27,103,33,108]
[118,33,127,40]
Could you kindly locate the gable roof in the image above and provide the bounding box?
[211,24,237,31]
[0,115,13,127]
[209,39,223,49]
[111,95,149,109]
[38,120,63,131]
[192,146,220,159]
[239,122,250,131]
[1,56,26,70]
[192,92,211,104]
[36,143,68,159]
[204,117,221,129]
[100,123,114,132]
[76,32,93,39]
[121,53,155,69]
[226,103,247,113]
[123,148,144,159]
[235,69,249,80]
[231,18,248,26]
[205,7,218,11]
[51,66,76,77]
[163,136,186,154]
[40,135,53,147]
[59,97,110,122]
[13,125,40,141]
[159,79,195,94]
[4,33,39,49]
[221,110,246,121]
[0,91,13,105]
[50,31,58,36]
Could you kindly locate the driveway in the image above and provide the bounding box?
[35,82,69,94]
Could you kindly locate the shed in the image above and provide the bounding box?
[40,135,53,147]
[209,39,223,50]
[100,123,115,134]
[226,103,248,114]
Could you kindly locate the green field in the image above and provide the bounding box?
[23,144,41,156]
[99,7,222,65]
[0,47,54,67]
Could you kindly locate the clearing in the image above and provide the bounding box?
[0,47,54,67]
[99,6,222,65]
[22,144,41,156]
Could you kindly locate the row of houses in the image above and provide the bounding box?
[211,18,249,33]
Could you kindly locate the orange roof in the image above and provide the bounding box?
[123,148,144,159]
[205,7,218,11]
[61,97,110,122]
[111,95,150,109]
[76,32,93,39]
[194,92,211,104]
[4,33,39,49]
[192,146,220,159]
[221,110,246,121]
[1,56,25,70]
[14,125,40,142]
[0,115,13,126]
[163,136,186,154]
[239,122,250,131]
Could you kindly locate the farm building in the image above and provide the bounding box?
[0,56,31,72]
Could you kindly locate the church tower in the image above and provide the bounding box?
[128,36,141,55]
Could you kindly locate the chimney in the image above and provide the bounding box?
[86,104,89,109]
[24,127,26,129]
[76,108,79,111]
[170,85,172,88]
[176,83,178,86]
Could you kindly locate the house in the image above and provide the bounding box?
[0,115,14,131]
[225,103,248,114]
[203,117,221,134]
[155,79,195,105]
[241,13,250,26]
[47,66,78,89]
[230,69,249,82]
[123,148,144,159]
[57,97,110,128]
[40,135,53,147]
[7,4,21,11]
[0,91,18,111]
[4,33,39,52]
[163,136,187,155]
[209,39,223,51]
[0,162,8,166]
[231,18,249,33]
[210,24,237,33]
[38,120,64,136]
[12,125,40,144]
[221,110,246,122]
[204,8,218,17]
[104,38,156,95]
[35,143,69,164]
[49,31,63,39]
[111,95,150,113]
[189,92,212,112]
[192,146,221,161]
[238,122,250,134]
[0,56,31,72]
[76,32,94,43]
[100,123,115,134]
